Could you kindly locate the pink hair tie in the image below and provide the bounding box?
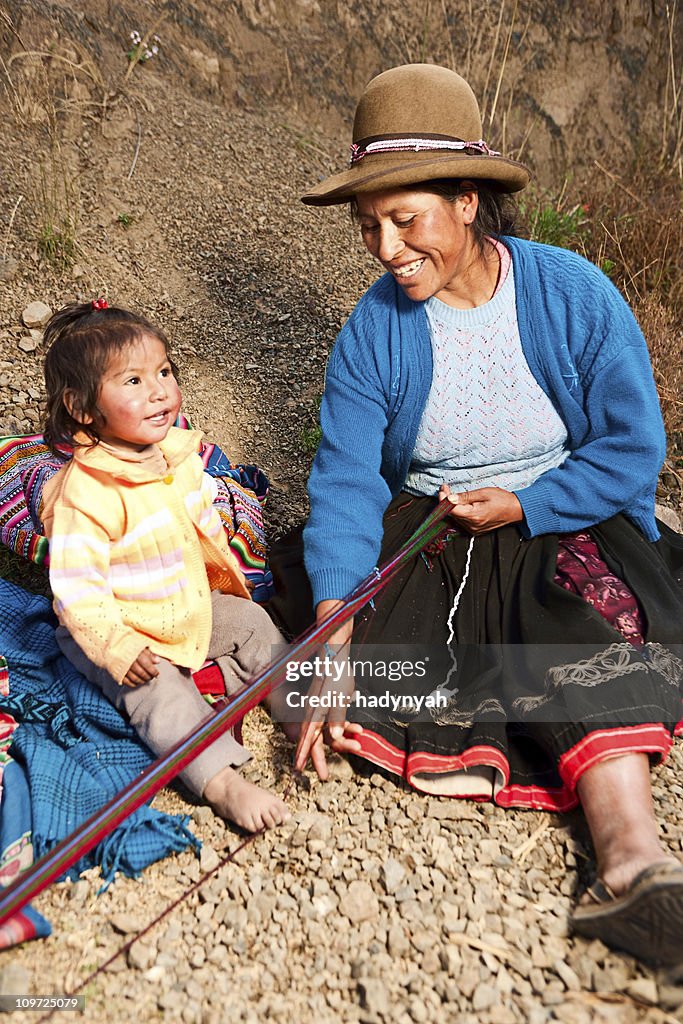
[92,297,108,310]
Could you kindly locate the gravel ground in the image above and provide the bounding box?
[1,57,683,1024]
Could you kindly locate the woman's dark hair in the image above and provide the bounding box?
[43,301,179,451]
[351,178,518,255]
[415,179,518,253]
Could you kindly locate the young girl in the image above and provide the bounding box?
[41,299,290,832]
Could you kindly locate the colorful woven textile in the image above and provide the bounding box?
[0,760,51,948]
[0,656,18,806]
[0,425,274,599]
[0,578,203,945]
[0,435,65,565]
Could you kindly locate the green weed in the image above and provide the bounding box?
[301,423,323,455]
[301,396,323,454]
[38,217,77,268]
[522,200,588,249]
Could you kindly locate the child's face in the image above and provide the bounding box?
[90,333,182,451]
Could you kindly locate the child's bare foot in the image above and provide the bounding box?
[203,766,290,832]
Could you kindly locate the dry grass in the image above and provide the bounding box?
[636,295,683,441]
[518,156,683,502]
[661,0,683,179]
[0,25,108,270]
[583,162,683,314]
[580,163,683,468]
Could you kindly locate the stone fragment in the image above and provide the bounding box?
[0,256,18,281]
[69,879,89,902]
[624,977,658,1005]
[158,990,180,1011]
[658,983,683,1011]
[192,806,213,826]
[387,923,410,957]
[408,997,428,1022]
[196,901,214,922]
[189,944,206,968]
[439,943,462,975]
[127,943,155,970]
[0,963,30,994]
[472,983,498,1011]
[143,966,165,983]
[550,1003,593,1024]
[187,48,220,79]
[406,802,423,822]
[655,504,682,533]
[554,958,581,990]
[307,814,333,842]
[22,300,52,328]
[326,754,355,779]
[110,912,143,934]
[18,334,39,353]
[381,857,406,894]
[357,978,390,1017]
[199,844,221,873]
[340,880,379,922]
[421,948,440,974]
[478,838,501,861]
[439,900,460,931]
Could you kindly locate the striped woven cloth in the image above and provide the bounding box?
[0,425,274,600]
[0,657,17,806]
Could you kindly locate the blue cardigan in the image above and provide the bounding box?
[304,237,666,605]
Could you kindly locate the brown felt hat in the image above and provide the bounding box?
[302,63,531,206]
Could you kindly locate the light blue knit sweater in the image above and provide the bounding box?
[304,237,667,605]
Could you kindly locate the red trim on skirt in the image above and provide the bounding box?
[352,720,681,811]
[558,723,674,786]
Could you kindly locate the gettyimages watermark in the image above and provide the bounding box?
[284,652,430,684]
[282,651,448,716]
[268,641,683,725]
[271,644,444,723]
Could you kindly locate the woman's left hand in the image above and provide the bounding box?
[296,719,364,780]
[438,483,524,534]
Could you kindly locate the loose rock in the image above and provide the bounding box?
[21,300,52,328]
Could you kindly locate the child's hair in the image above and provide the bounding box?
[43,300,179,450]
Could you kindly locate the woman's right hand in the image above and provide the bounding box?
[438,482,524,534]
[293,601,363,779]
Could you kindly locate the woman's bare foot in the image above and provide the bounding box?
[203,765,290,832]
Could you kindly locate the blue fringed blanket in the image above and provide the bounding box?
[0,578,201,943]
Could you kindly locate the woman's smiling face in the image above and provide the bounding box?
[355,186,482,307]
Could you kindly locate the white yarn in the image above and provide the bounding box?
[441,534,475,692]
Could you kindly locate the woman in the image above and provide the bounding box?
[269,63,683,964]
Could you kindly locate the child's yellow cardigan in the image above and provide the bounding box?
[42,427,250,684]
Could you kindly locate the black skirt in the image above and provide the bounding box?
[266,496,683,809]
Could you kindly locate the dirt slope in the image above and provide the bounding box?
[1,3,683,1023]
